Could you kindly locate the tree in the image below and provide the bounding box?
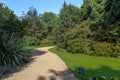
[66,4,81,24]
[0,3,22,34]
[22,7,44,40]
[57,1,73,49]
[41,12,58,35]
[41,12,59,44]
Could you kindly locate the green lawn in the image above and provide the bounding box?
[49,47,120,80]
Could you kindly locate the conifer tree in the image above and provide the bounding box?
[57,1,73,49]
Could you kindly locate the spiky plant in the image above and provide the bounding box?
[0,31,31,67]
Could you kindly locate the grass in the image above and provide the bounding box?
[49,47,120,80]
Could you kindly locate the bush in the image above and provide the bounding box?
[0,66,9,78]
[0,32,31,67]
[111,77,119,80]
[65,20,91,53]
[98,76,107,80]
[67,38,84,53]
[84,40,120,57]
[89,77,97,80]
[24,37,40,46]
[40,39,54,47]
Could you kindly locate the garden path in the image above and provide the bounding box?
[3,47,80,80]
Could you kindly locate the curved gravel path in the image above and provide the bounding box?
[3,47,80,80]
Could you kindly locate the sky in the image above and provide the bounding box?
[0,0,83,16]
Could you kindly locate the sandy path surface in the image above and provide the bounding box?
[3,47,80,80]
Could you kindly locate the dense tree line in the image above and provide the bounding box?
[57,0,120,57]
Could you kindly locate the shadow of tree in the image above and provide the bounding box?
[31,49,47,57]
[73,65,120,80]
[37,76,56,80]
[37,69,80,80]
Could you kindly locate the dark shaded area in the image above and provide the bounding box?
[38,76,46,80]
[37,69,80,80]
[73,65,120,80]
[37,76,56,80]
[31,50,47,57]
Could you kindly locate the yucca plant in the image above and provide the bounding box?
[98,76,107,80]
[89,77,98,80]
[111,77,119,80]
[0,31,31,67]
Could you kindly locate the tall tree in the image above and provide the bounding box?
[57,1,73,49]
[22,7,44,39]
[41,12,58,35]
[66,4,81,24]
[0,3,22,34]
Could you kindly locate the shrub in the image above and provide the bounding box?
[111,77,119,80]
[67,38,84,53]
[0,32,31,67]
[98,76,107,80]
[65,20,91,53]
[89,77,97,80]
[0,66,9,78]
[84,40,120,57]
[40,39,54,47]
[24,37,40,46]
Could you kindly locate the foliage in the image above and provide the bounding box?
[66,38,84,53]
[84,40,120,57]
[111,77,119,80]
[0,66,9,78]
[98,76,107,80]
[24,37,40,46]
[89,77,97,80]
[21,7,44,40]
[56,0,120,58]
[41,12,59,44]
[57,1,73,49]
[65,20,91,53]
[0,3,23,35]
[0,32,31,67]
[39,39,54,47]
[65,4,81,24]
[49,47,120,80]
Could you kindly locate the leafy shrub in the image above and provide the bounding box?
[98,76,107,80]
[84,40,120,57]
[67,38,84,53]
[24,37,40,46]
[111,77,119,80]
[0,32,31,67]
[40,39,54,47]
[65,20,91,53]
[89,77,97,80]
[0,66,9,78]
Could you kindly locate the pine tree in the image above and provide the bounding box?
[57,1,73,49]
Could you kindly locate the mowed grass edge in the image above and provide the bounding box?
[49,47,120,80]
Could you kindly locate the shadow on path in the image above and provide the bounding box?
[37,69,80,80]
[31,50,47,57]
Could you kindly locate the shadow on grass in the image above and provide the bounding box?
[37,69,80,80]
[2,48,47,79]
[73,65,120,80]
